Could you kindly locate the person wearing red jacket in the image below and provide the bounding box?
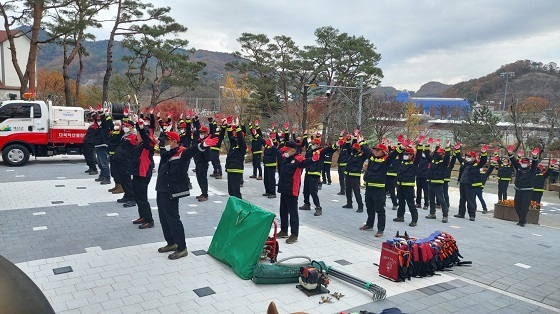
[276,141,309,244]
[130,116,156,229]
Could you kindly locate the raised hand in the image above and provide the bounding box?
[397,134,404,144]
[294,154,305,163]
[226,116,232,125]
[416,134,425,144]
[532,147,540,156]
[203,136,219,147]
[551,159,557,166]
[427,137,434,145]
[137,118,144,129]
[517,150,524,158]
[283,122,289,130]
[149,108,154,115]
[353,129,360,136]
[340,129,346,137]
[180,112,184,119]
[493,147,499,155]
[453,142,461,150]
[481,144,489,153]
[255,119,259,126]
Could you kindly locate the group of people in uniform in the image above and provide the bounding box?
[82,108,557,258]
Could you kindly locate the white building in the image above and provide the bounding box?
[0,30,31,97]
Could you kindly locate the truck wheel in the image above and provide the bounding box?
[2,144,30,166]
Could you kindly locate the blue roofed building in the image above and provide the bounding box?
[395,91,471,119]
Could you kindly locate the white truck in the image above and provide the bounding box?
[0,99,89,166]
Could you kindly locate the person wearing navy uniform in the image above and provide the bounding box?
[224,118,247,199]
[507,146,540,227]
[454,144,489,221]
[425,140,453,223]
[156,131,218,259]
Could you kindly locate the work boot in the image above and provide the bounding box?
[268,194,277,199]
[276,231,289,238]
[112,184,124,194]
[453,214,465,218]
[482,209,488,214]
[393,217,404,222]
[337,191,345,195]
[342,204,353,209]
[108,183,118,192]
[85,168,92,173]
[215,174,222,179]
[210,173,217,177]
[318,185,322,190]
[423,205,428,210]
[425,214,437,219]
[392,205,398,210]
[469,217,476,221]
[299,204,311,211]
[415,203,421,208]
[132,217,144,225]
[375,231,384,237]
[409,222,417,227]
[286,235,298,244]
[263,193,271,197]
[100,178,111,185]
[327,182,331,185]
[88,169,98,175]
[314,207,322,216]
[95,177,104,182]
[257,176,262,180]
[139,221,154,229]
[198,196,208,202]
[117,197,128,203]
[168,248,188,260]
[249,175,257,179]
[359,225,373,231]
[158,243,178,253]
[356,208,364,213]
[123,201,136,208]
[442,216,448,223]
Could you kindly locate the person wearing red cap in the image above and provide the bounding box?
[321,142,335,186]
[277,141,309,244]
[507,146,540,226]
[192,116,213,201]
[83,112,99,175]
[224,121,247,199]
[299,138,336,216]
[360,142,398,236]
[393,137,423,226]
[130,116,156,229]
[262,137,279,198]
[249,120,264,180]
[155,130,219,259]
[93,107,112,185]
[342,136,368,212]
[111,120,138,208]
[454,145,489,221]
[424,141,452,222]
[177,114,193,189]
[336,131,352,195]
[385,145,400,211]
[208,117,224,179]
[495,156,513,202]
[531,159,556,207]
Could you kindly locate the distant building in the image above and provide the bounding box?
[0,30,31,97]
[395,91,471,119]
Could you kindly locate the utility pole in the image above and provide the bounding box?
[357,76,364,130]
[500,71,515,111]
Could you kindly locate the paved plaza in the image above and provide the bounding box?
[1,155,560,313]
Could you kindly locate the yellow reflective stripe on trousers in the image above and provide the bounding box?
[347,172,361,177]
[444,178,451,182]
[252,151,262,154]
[366,182,385,188]
[264,163,277,167]
[386,172,397,177]
[533,188,545,192]
[398,181,415,186]
[226,169,244,174]
[472,182,482,187]
[324,161,331,164]
[211,147,220,151]
[498,177,511,181]
[307,171,321,176]
[338,163,347,167]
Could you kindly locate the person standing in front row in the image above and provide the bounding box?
[277,141,308,244]
[156,131,218,259]
[507,146,540,227]
[336,130,351,196]
[224,118,246,199]
[130,116,156,229]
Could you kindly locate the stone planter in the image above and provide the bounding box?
[549,183,560,192]
[493,203,540,224]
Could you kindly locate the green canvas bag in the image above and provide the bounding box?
[252,256,312,284]
[208,196,276,279]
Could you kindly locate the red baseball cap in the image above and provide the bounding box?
[312,138,321,145]
[200,126,209,133]
[166,132,180,142]
[468,151,477,158]
[375,143,388,153]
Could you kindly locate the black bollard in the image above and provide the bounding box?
[0,255,55,313]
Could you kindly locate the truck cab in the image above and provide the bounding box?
[0,99,88,166]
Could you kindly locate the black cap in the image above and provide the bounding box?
[284,141,297,149]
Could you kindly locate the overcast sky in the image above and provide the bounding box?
[96,0,560,91]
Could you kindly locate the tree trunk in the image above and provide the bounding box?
[74,44,84,105]
[103,0,122,103]
[24,1,44,95]
[62,43,72,106]
[301,85,309,132]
